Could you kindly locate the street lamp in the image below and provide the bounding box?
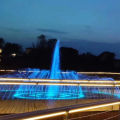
[0,48,2,54]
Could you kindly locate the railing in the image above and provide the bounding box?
[0,69,120,75]
[0,71,120,119]
[0,78,120,84]
[0,79,120,100]
[0,99,120,120]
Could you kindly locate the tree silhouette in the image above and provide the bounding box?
[47,39,57,48]
[37,35,46,48]
[0,38,5,48]
[3,42,23,56]
[36,34,57,49]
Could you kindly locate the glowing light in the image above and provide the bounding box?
[0,48,2,53]
[50,40,60,79]
[77,72,120,75]
[23,111,66,120]
[0,82,36,85]
[48,40,60,98]
[69,102,120,113]
[79,84,113,86]
[12,53,16,57]
[0,70,5,71]
[0,80,119,87]
[6,70,16,72]
[115,84,120,86]
[0,78,119,84]
[38,83,78,86]
[63,80,89,83]
[0,78,29,81]
[31,79,61,82]
[89,81,114,83]
[14,92,84,99]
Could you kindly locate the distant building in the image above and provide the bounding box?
[25,48,35,54]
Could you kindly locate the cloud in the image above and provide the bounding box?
[61,37,120,44]
[85,25,91,28]
[36,28,67,34]
[83,25,93,34]
[5,28,26,32]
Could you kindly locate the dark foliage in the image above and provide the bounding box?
[2,42,23,56]
[0,35,120,72]
[0,38,5,48]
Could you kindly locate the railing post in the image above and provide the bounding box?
[112,83,115,99]
[64,111,69,120]
[118,104,120,120]
[76,84,79,105]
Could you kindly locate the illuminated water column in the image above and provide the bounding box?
[47,40,60,98]
[50,40,60,79]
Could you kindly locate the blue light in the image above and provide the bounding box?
[92,90,120,98]
[0,40,118,100]
[14,40,84,100]
[13,85,84,100]
[13,91,84,99]
[50,40,60,79]
[47,40,60,98]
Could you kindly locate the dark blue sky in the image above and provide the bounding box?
[0,0,120,58]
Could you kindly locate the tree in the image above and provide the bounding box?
[3,42,23,56]
[60,47,79,70]
[32,42,35,48]
[37,35,46,48]
[0,38,5,48]
[99,52,115,61]
[47,39,57,48]
[36,35,57,49]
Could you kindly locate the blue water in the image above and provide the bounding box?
[50,40,60,79]
[0,40,119,99]
[3,40,118,100]
[0,68,119,99]
[12,40,84,99]
[47,40,60,98]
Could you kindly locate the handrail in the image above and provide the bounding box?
[0,99,120,120]
[0,69,120,75]
[0,81,119,86]
[0,77,119,82]
[0,78,118,83]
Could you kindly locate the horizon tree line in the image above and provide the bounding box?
[0,35,116,59]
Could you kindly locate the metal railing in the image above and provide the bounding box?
[0,99,120,120]
[0,69,120,75]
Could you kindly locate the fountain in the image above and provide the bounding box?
[0,40,120,100]
[13,40,84,99]
[47,40,60,98]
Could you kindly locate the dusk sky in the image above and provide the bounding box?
[0,0,120,58]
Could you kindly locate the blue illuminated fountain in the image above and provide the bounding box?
[47,40,60,98]
[12,40,84,99]
[50,40,60,79]
[1,40,120,100]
